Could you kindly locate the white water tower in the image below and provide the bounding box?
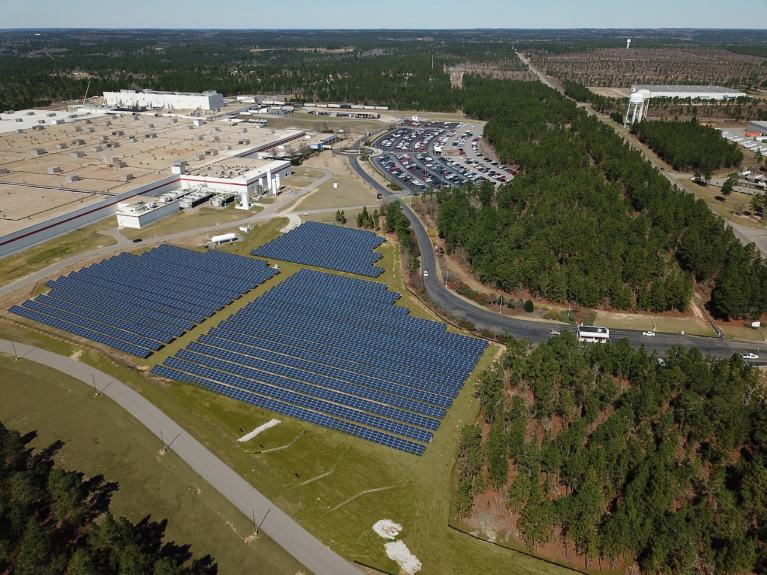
[626,38,631,49]
[624,92,645,127]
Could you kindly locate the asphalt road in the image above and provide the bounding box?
[345,148,767,363]
[0,338,361,575]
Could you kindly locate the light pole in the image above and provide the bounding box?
[256,509,270,536]
[11,340,18,360]
[444,270,449,288]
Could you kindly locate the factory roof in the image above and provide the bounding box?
[631,85,746,95]
[0,113,302,235]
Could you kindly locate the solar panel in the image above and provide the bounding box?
[253,221,386,277]
[155,268,488,455]
[10,246,278,358]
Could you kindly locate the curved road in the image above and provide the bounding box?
[0,338,360,575]
[343,145,766,362]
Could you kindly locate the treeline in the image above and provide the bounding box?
[437,77,767,319]
[631,118,744,173]
[561,80,620,113]
[385,201,419,273]
[456,334,767,573]
[0,30,526,112]
[0,421,216,574]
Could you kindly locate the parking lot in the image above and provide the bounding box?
[372,119,516,193]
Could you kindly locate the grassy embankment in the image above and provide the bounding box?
[0,354,308,575]
[0,223,574,574]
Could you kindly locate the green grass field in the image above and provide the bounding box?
[0,218,576,574]
[120,205,261,241]
[0,218,118,287]
[296,174,381,211]
[0,354,308,575]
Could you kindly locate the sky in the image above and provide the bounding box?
[2,0,766,29]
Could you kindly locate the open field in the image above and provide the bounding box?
[297,153,382,212]
[295,174,381,211]
[0,218,117,288]
[679,178,766,230]
[119,205,261,240]
[0,354,308,575]
[593,310,714,337]
[531,47,767,88]
[257,113,384,136]
[0,218,573,574]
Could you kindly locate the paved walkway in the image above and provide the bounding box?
[0,338,361,575]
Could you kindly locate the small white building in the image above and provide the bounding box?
[115,200,179,229]
[104,89,225,111]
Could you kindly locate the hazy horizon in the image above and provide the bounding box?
[2,0,766,30]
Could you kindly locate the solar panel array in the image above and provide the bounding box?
[152,269,488,455]
[10,244,278,358]
[252,221,386,277]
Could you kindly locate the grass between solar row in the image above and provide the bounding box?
[0,221,574,573]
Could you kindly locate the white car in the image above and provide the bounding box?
[642,331,656,337]
[549,329,561,335]
[423,270,429,277]
[741,353,759,360]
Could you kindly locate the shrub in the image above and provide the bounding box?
[524,300,534,313]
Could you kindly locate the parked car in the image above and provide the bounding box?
[132,238,142,243]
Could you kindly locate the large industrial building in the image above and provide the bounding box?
[103,89,226,111]
[748,120,767,136]
[0,113,306,257]
[630,85,746,100]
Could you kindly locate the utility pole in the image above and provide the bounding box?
[162,433,181,454]
[92,374,98,395]
[256,509,270,536]
[11,341,18,360]
[444,270,449,288]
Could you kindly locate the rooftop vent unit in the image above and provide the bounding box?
[65,174,80,183]
[55,143,68,150]
[30,148,46,156]
[70,151,85,158]
[72,139,85,145]
[92,145,102,152]
[47,166,61,174]
[120,173,134,182]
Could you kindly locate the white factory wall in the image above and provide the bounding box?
[104,90,225,111]
[0,130,304,259]
[116,201,180,229]
[179,162,291,194]
[0,176,180,259]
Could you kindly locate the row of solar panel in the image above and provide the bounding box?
[185,341,447,418]
[234,306,480,376]
[31,295,174,343]
[204,330,458,403]
[277,267,394,297]
[190,337,450,413]
[152,365,425,455]
[19,300,163,350]
[11,306,153,358]
[69,266,228,316]
[79,261,243,309]
[226,312,478,381]
[47,278,198,330]
[212,323,463,392]
[249,296,477,350]
[54,274,208,324]
[39,288,188,337]
[89,252,269,301]
[260,282,403,314]
[174,348,440,431]
[163,357,434,443]
[253,222,386,277]
[149,244,273,279]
